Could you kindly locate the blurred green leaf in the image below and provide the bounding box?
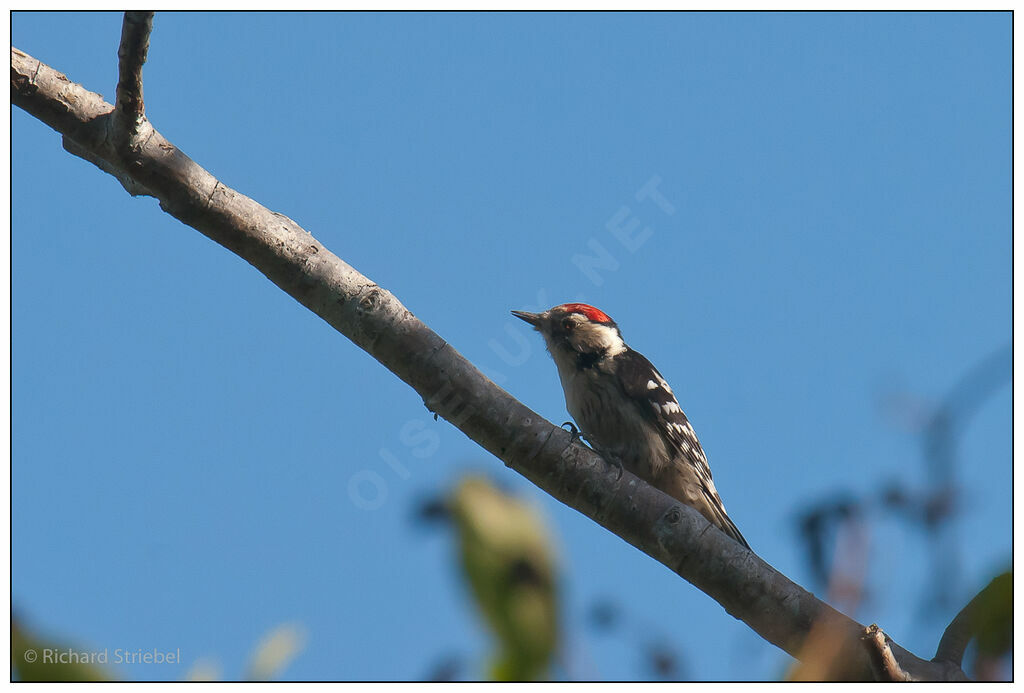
[184,656,222,681]
[11,617,115,682]
[449,476,560,681]
[972,570,1011,658]
[243,622,307,681]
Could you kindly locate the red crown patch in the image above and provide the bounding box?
[558,303,614,324]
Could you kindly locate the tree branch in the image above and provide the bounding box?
[10,38,970,681]
[113,11,154,154]
[61,136,152,197]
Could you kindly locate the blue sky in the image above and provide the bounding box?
[13,11,1010,681]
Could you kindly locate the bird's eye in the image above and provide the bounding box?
[562,318,575,331]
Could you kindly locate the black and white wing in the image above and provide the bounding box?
[617,348,749,548]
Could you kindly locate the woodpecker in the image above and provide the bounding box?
[512,303,748,548]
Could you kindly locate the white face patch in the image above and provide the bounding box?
[568,320,626,357]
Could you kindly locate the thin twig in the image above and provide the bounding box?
[113,11,154,153]
[863,625,915,682]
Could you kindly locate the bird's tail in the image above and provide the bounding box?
[697,495,750,549]
[715,510,749,550]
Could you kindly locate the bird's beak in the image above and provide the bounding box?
[511,310,543,326]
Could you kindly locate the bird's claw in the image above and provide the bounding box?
[560,422,622,479]
[609,457,624,481]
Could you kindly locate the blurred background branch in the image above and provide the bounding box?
[792,345,1011,681]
